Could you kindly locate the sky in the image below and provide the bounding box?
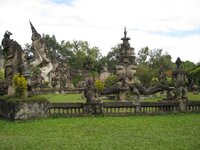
[0,0,200,63]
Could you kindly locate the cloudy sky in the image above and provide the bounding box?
[1,0,200,63]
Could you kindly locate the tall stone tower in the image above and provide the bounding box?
[116,27,137,101]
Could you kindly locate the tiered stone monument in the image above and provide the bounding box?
[116,27,137,101]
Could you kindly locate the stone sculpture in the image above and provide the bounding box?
[116,27,137,101]
[101,28,166,104]
[29,21,53,82]
[172,57,188,100]
[84,77,98,103]
[1,31,24,95]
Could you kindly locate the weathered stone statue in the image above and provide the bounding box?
[172,57,188,100]
[116,27,137,101]
[101,28,166,104]
[99,63,111,81]
[29,21,53,82]
[83,77,102,115]
[84,77,98,103]
[1,31,24,95]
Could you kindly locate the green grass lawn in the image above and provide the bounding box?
[0,113,199,150]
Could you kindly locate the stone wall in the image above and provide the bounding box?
[0,100,49,120]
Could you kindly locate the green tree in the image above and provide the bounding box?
[106,44,120,73]
[190,67,200,86]
[137,46,149,65]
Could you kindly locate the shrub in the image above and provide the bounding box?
[13,73,27,98]
[95,79,105,91]
[104,75,118,88]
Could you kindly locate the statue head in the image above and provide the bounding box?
[116,64,136,81]
[4,31,12,38]
[29,21,41,41]
[176,57,182,69]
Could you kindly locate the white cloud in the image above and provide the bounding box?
[0,0,200,63]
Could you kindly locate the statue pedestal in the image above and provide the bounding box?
[7,85,15,96]
[119,91,128,101]
[179,99,187,112]
[83,102,103,115]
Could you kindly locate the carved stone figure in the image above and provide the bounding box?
[84,77,98,103]
[29,21,53,82]
[1,31,24,95]
[172,57,188,100]
[115,27,137,101]
[101,28,167,104]
[99,63,111,81]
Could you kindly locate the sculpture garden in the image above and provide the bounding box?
[0,23,200,149]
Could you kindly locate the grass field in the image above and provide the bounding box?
[35,92,200,103]
[0,113,199,150]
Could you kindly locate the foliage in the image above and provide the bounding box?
[0,69,5,81]
[95,79,105,91]
[190,67,200,86]
[137,46,149,65]
[136,66,155,87]
[151,77,158,86]
[13,73,27,98]
[104,75,118,88]
[106,44,120,73]
[0,114,199,149]
[72,75,83,86]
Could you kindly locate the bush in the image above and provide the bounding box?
[95,79,105,91]
[13,73,27,98]
[104,75,118,88]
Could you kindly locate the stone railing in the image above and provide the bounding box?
[48,101,200,117]
[29,88,83,95]
[1,100,200,121]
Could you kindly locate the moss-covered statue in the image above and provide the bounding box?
[172,57,188,100]
[84,77,98,103]
[1,31,24,95]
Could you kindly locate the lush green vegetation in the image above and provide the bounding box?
[0,113,199,150]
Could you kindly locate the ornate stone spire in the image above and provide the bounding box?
[117,27,136,65]
[29,21,38,34]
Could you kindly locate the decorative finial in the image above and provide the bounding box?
[29,20,37,33]
[124,27,127,38]
[4,31,12,38]
[176,57,182,69]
